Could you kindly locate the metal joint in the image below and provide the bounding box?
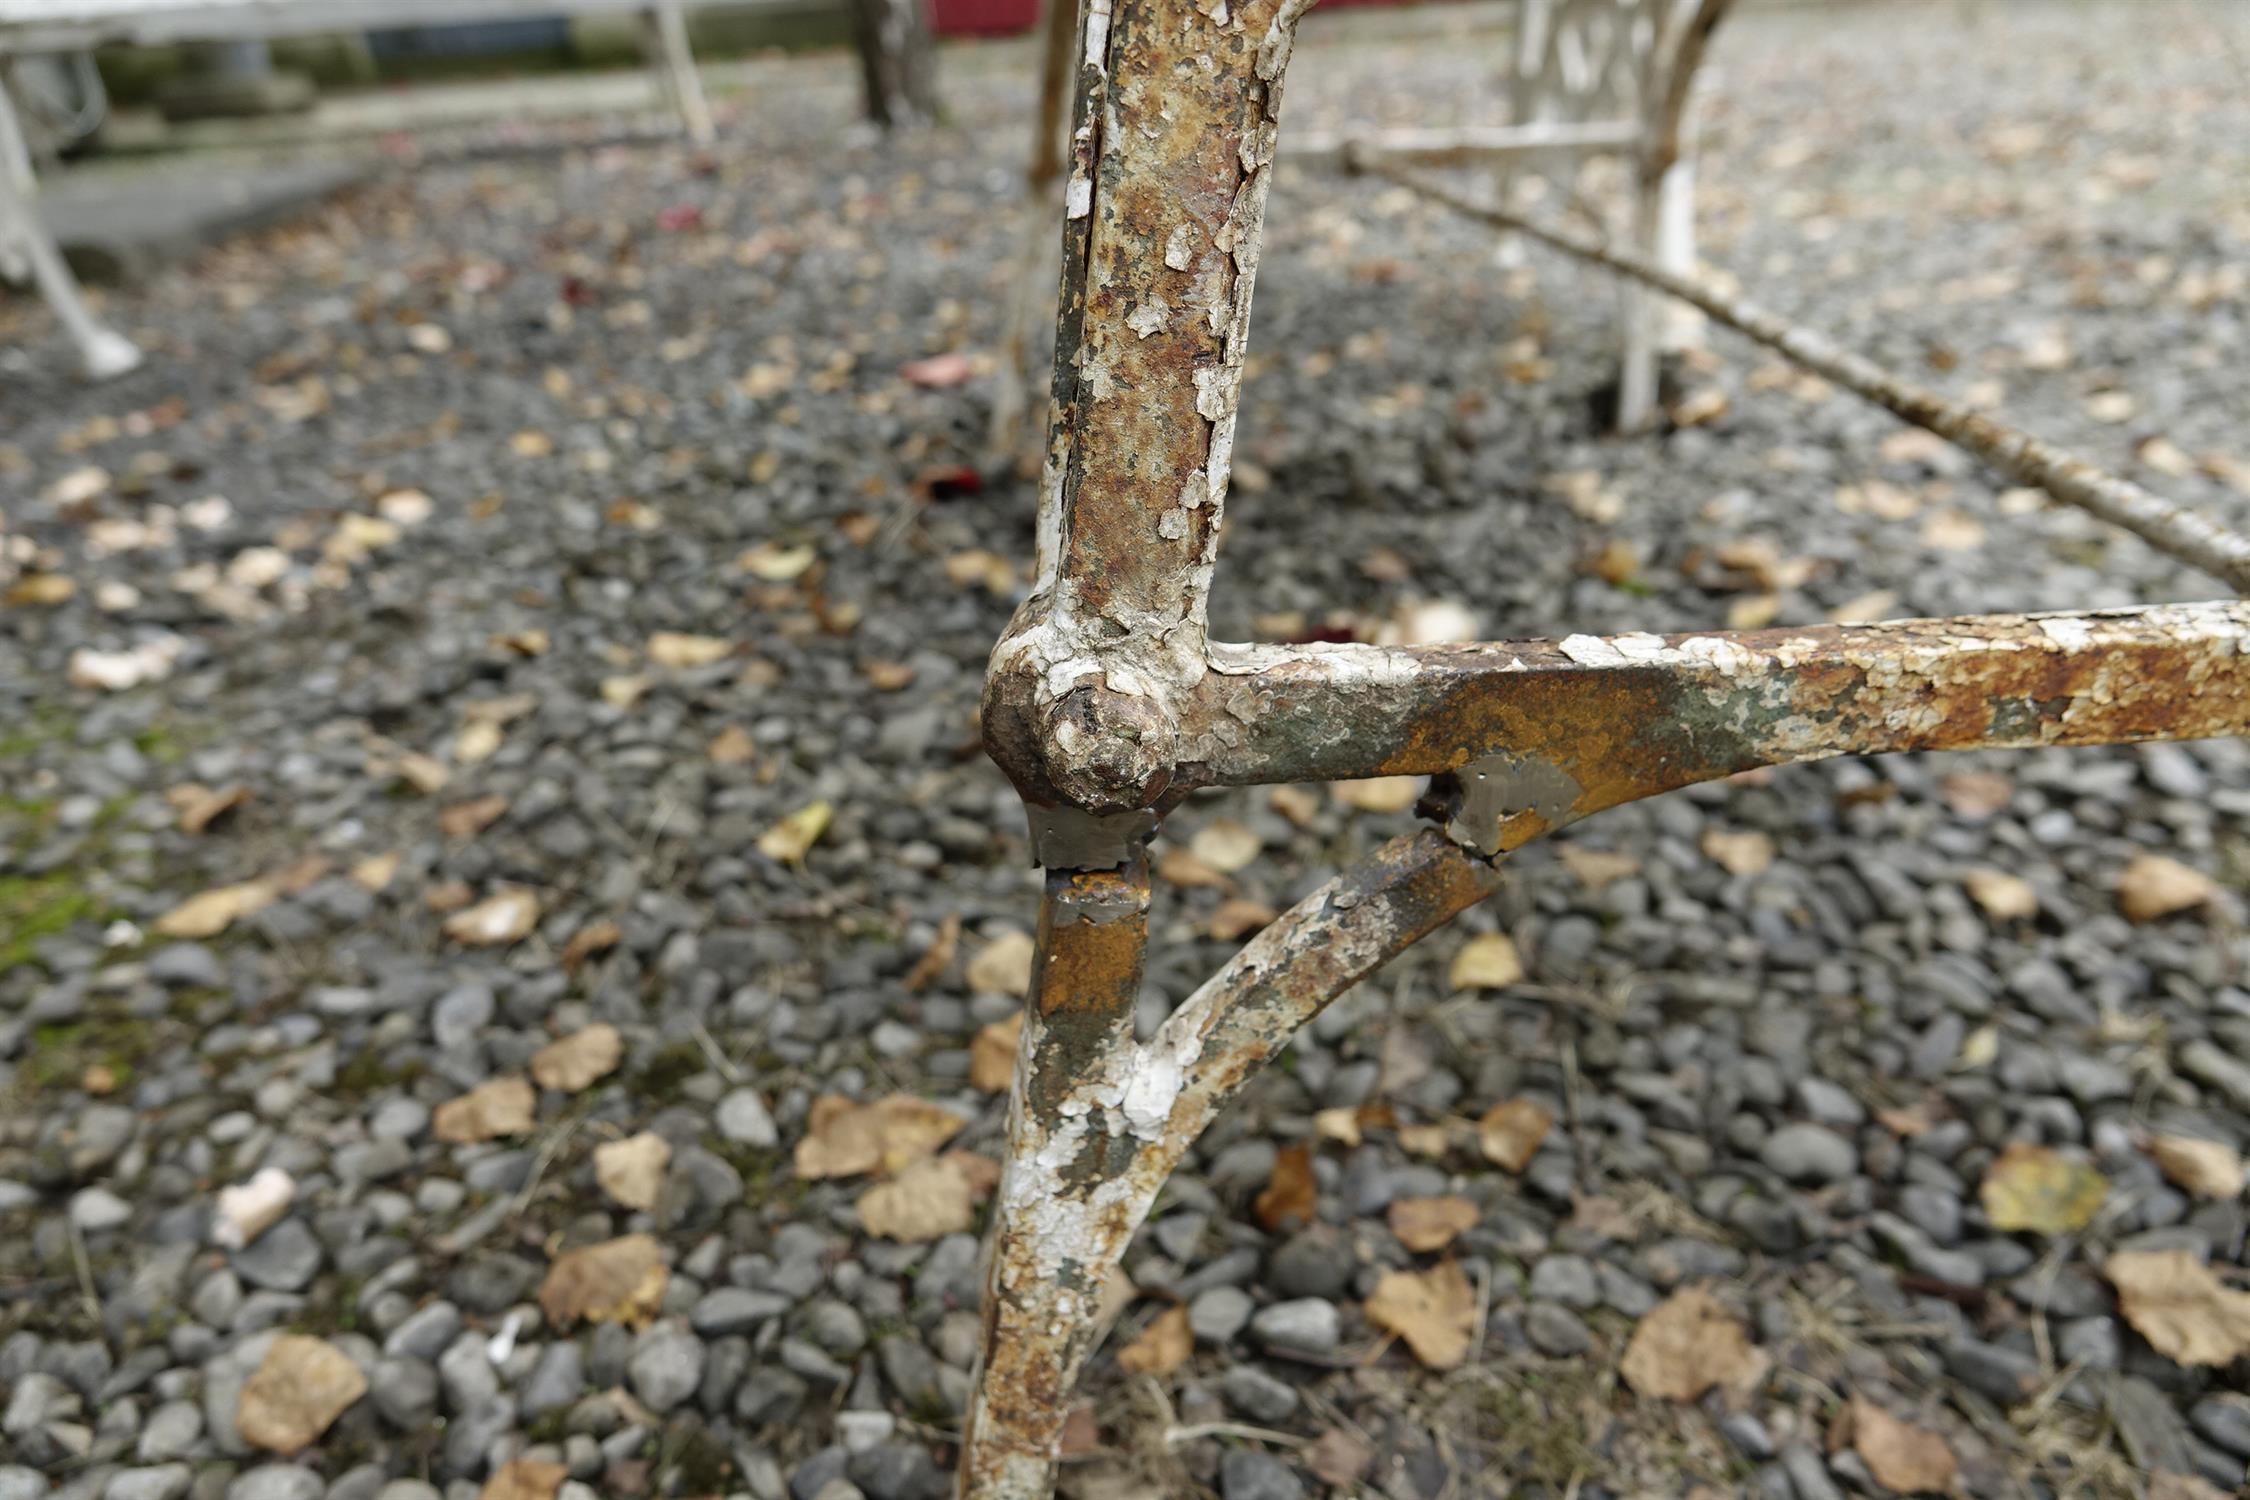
[1024,804,1160,871]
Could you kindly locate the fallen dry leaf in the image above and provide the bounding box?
[438,794,509,840]
[1304,1430,1373,1488]
[1254,1144,1318,1233]
[593,1132,671,1211]
[966,929,1036,998]
[1621,1286,1764,1401]
[433,1077,536,1144]
[1333,776,1421,814]
[1269,785,1321,828]
[1207,898,1277,941]
[1189,818,1262,874]
[236,1334,368,1453]
[1314,1106,1365,1148]
[455,719,504,765]
[530,1023,622,1092]
[737,541,817,581]
[350,852,402,892]
[856,1152,1000,1242]
[1398,1122,1454,1158]
[168,783,250,835]
[394,751,451,794]
[1156,845,1229,890]
[1479,1097,1554,1173]
[707,724,756,764]
[1701,828,1775,876]
[444,886,540,947]
[1366,1260,1476,1369]
[1116,1304,1193,1377]
[1389,1195,1479,1253]
[562,918,623,973]
[156,879,275,938]
[600,674,649,710]
[1671,386,1730,426]
[905,913,961,992]
[970,1011,1024,1093]
[540,1233,668,1327]
[2146,1135,2245,1200]
[1827,589,1899,624]
[1981,1141,2107,1234]
[647,631,733,668]
[1841,1396,1957,1495]
[2119,853,2218,923]
[1558,845,1640,890]
[490,628,549,657]
[2107,1249,2250,1366]
[796,1094,966,1180]
[479,1458,567,1500]
[756,801,832,865]
[1449,932,1523,991]
[900,351,975,388]
[1962,868,2037,922]
[5,573,75,607]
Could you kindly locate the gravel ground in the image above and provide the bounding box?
[7,3,2250,1498]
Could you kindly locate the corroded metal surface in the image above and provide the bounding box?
[1368,162,2250,593]
[1177,604,2250,842]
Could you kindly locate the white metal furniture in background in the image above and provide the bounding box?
[0,0,716,380]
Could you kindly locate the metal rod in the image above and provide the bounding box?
[1365,161,2250,596]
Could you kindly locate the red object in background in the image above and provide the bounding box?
[930,0,1040,35]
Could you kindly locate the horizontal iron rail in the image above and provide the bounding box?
[1364,161,2250,596]
[1175,602,2250,830]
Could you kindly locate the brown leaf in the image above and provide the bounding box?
[433,1077,536,1144]
[156,879,276,939]
[905,913,961,992]
[1398,1122,1454,1159]
[1558,845,1639,890]
[168,783,251,835]
[1701,828,1775,876]
[490,628,549,657]
[737,541,816,581]
[394,751,452,794]
[1621,1287,1765,1401]
[350,852,402,892]
[1332,776,1421,814]
[647,631,733,668]
[1268,784,1321,828]
[2146,1135,2245,1200]
[970,1011,1024,1093]
[1314,1107,1364,1148]
[593,1132,670,1212]
[1479,1097,1553,1173]
[539,1234,669,1328]
[443,886,540,947]
[1962,868,2037,922]
[4,573,75,607]
[796,1094,966,1180]
[1116,1304,1193,1377]
[1366,1260,1476,1369]
[1303,1430,1375,1488]
[1981,1142,2107,1234]
[1206,898,1277,941]
[756,801,832,865]
[479,1458,568,1500]
[1389,1195,1479,1253]
[236,1334,368,1453]
[1448,932,1523,991]
[530,1023,623,1092]
[707,724,756,764]
[856,1152,999,1242]
[562,918,623,974]
[438,794,509,839]
[965,930,1036,998]
[1828,589,1898,624]
[1156,845,1230,890]
[2108,1249,2250,1366]
[1189,818,1261,874]
[900,351,975,388]
[2119,853,2217,923]
[1842,1396,1958,1495]
[1254,1144,1318,1233]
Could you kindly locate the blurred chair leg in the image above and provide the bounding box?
[0,74,140,380]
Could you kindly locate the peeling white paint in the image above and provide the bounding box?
[1126,297,1172,339]
[1163,224,1197,270]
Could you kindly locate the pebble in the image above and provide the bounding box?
[1759,1123,1858,1183]
[716,1089,780,1147]
[1248,1299,1340,1357]
[1220,1451,1305,1500]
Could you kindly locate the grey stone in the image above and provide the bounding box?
[1944,1339,2040,1407]
[225,1468,323,1500]
[1267,1229,1352,1300]
[1524,1303,1593,1357]
[522,1341,584,1415]
[691,1287,791,1337]
[104,1468,191,1500]
[1189,1286,1254,1343]
[1528,1255,1600,1308]
[1249,1298,1339,1357]
[1220,1365,1299,1423]
[628,1325,705,1413]
[383,1302,462,1362]
[147,945,225,989]
[431,983,494,1049]
[2190,1394,2250,1459]
[231,1219,322,1292]
[135,1401,202,1463]
[370,1357,439,1427]
[1759,1123,1857,1183]
[1220,1450,1304,1500]
[716,1089,779,1147]
[0,1469,49,1500]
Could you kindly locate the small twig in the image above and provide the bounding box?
[691,1019,742,1084]
[508,1111,585,1222]
[1164,1422,1308,1449]
[66,1217,106,1350]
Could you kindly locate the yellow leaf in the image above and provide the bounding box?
[529,1024,623,1092]
[600,674,649,710]
[1957,1024,1998,1070]
[855,1152,1000,1242]
[1558,846,1639,890]
[737,542,817,581]
[350,852,402,892]
[970,1011,1024,1093]
[1620,1287,1765,1401]
[5,574,75,607]
[1449,932,1523,991]
[1478,1097,1553,1173]
[795,1094,965,1180]
[2107,1249,2250,1366]
[647,631,733,668]
[1116,1304,1193,1377]
[1843,1396,1957,1495]
[965,929,1036,998]
[1314,1106,1364,1148]
[155,880,277,939]
[539,1234,668,1327]
[1332,776,1421,814]
[432,1077,536,1144]
[1388,1195,1479,1253]
[455,719,503,765]
[1962,868,2037,921]
[593,1132,671,1211]
[2146,1135,2245,1201]
[1700,828,1774,876]
[756,801,832,865]
[2119,853,2217,923]
[1980,1142,2106,1234]
[1398,1122,1454,1159]
[1366,1261,1476,1369]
